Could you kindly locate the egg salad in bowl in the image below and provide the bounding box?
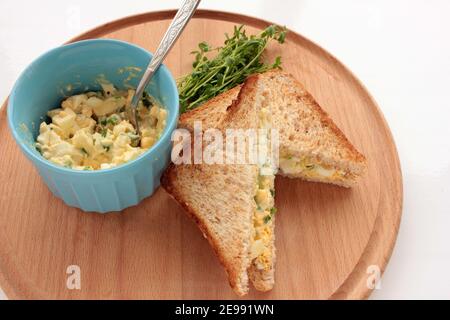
[7,39,179,212]
[36,84,167,171]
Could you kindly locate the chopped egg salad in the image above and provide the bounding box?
[250,96,276,272]
[35,84,167,171]
[279,156,347,181]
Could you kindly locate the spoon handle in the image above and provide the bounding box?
[130,0,201,131]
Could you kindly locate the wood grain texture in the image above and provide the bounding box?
[0,10,402,300]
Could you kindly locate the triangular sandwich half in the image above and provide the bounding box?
[179,70,367,187]
[161,76,277,295]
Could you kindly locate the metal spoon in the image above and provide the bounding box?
[128,0,201,138]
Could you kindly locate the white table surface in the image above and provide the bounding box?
[1,0,449,300]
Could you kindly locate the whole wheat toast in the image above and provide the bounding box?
[162,76,276,295]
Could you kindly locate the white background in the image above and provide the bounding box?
[1,0,449,300]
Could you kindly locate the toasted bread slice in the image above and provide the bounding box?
[162,162,258,296]
[179,85,242,131]
[179,70,367,187]
[162,76,276,295]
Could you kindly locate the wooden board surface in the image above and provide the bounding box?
[0,10,403,300]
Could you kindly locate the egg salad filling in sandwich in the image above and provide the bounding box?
[279,155,349,183]
[248,91,277,291]
[249,173,276,290]
[162,75,277,296]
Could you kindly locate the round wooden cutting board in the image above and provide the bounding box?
[0,10,402,300]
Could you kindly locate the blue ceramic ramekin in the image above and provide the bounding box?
[7,39,179,213]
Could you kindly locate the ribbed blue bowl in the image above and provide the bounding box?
[7,39,179,213]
